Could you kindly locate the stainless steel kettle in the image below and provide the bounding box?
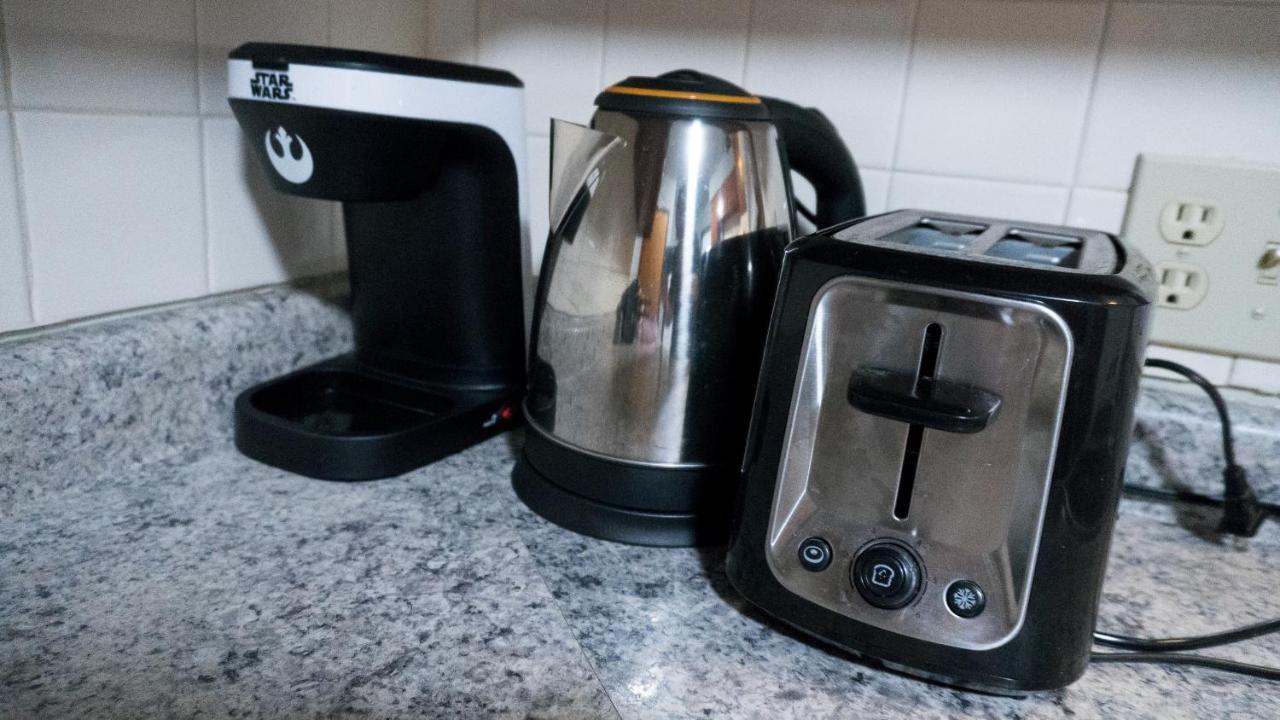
[514,70,865,546]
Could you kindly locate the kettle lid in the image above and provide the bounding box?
[594,69,770,120]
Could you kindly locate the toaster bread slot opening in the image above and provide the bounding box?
[987,229,1084,268]
[882,218,988,252]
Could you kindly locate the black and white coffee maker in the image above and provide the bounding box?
[227,43,530,480]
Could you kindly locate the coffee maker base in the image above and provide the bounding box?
[512,427,732,547]
[235,354,522,481]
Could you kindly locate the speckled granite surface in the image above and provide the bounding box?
[2,283,1278,719]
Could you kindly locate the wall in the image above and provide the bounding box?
[0,0,1277,386]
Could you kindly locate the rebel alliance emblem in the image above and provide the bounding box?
[264,126,313,184]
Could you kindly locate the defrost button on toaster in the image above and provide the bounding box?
[945,580,986,618]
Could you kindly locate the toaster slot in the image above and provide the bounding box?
[882,217,988,252]
[893,323,943,520]
[987,228,1084,268]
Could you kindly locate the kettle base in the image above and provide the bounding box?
[511,448,730,547]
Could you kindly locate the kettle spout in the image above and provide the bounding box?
[548,119,625,235]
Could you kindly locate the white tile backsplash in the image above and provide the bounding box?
[203,118,335,292]
[0,0,1274,393]
[1066,187,1128,234]
[1230,358,1280,395]
[861,169,892,216]
[4,0,198,113]
[887,172,1069,223]
[196,0,329,115]
[745,0,913,170]
[603,0,750,85]
[478,0,605,132]
[1076,3,1280,190]
[330,0,433,57]
[423,0,478,64]
[1144,345,1235,386]
[17,112,206,324]
[895,0,1105,185]
[0,17,9,109]
[525,134,550,274]
[0,116,30,331]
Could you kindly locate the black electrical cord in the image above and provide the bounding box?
[1121,485,1280,519]
[1142,358,1237,465]
[1094,618,1280,652]
[1090,357,1279,682]
[1090,652,1280,682]
[1136,358,1266,536]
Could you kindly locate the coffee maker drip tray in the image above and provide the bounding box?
[235,355,519,481]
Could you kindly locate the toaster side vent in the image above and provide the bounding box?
[893,323,943,520]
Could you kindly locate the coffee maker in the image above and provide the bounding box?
[227,43,529,480]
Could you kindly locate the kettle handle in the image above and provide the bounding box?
[761,97,866,230]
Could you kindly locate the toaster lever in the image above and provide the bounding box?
[846,367,1001,434]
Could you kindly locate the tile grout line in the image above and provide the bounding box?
[884,0,924,208]
[326,0,335,45]
[598,0,609,91]
[472,0,482,65]
[193,0,213,294]
[1115,0,1279,7]
[346,111,1136,198]
[2,105,214,119]
[1063,0,1115,225]
[0,0,8,108]
[1069,2,1241,385]
[740,0,755,87]
[1,0,38,326]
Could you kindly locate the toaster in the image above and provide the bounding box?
[725,210,1155,693]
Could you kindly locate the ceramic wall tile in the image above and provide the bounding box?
[17,112,206,323]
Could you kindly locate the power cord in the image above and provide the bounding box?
[1095,617,1280,652]
[1090,653,1280,682]
[1120,485,1280,520]
[1140,358,1267,537]
[1090,357,1278,682]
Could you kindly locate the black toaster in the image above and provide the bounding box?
[725,210,1155,693]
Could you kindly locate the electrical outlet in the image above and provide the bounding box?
[1159,200,1223,245]
[1155,261,1208,309]
[1122,155,1280,362]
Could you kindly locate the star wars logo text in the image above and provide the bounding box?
[250,71,293,101]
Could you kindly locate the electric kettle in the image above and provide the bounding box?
[513,70,865,546]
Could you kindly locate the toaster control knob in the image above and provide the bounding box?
[851,541,922,610]
[797,537,833,572]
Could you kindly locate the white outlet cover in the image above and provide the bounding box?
[1155,260,1209,310]
[1123,155,1280,362]
[1158,199,1224,246]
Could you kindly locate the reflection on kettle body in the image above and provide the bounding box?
[517,69,864,546]
[530,111,792,465]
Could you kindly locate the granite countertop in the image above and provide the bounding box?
[2,281,1279,719]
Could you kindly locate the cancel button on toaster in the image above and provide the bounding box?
[851,540,922,610]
